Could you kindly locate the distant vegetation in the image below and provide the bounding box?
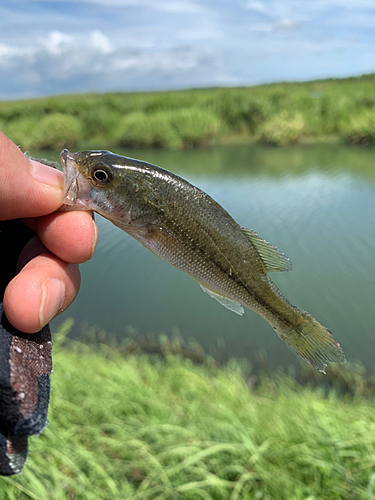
[2,73,375,149]
[2,319,375,500]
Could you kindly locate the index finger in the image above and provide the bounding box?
[0,131,64,220]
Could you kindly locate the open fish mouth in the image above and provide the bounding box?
[60,149,79,205]
[60,149,92,209]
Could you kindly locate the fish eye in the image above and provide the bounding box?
[94,170,108,181]
[91,166,113,185]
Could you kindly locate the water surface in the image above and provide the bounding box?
[44,144,375,369]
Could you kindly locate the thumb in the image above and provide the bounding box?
[0,131,63,220]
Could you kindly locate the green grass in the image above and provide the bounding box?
[257,111,305,146]
[115,108,220,149]
[1,321,375,499]
[2,73,375,150]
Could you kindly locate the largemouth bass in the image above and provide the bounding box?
[60,149,345,372]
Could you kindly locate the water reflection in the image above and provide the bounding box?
[43,144,375,369]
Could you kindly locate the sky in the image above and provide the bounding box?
[1,0,375,99]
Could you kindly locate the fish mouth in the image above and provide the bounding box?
[60,149,91,209]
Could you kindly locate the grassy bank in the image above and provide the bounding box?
[1,74,375,150]
[1,322,375,500]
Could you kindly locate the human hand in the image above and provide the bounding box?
[0,131,97,333]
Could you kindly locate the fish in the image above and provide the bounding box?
[60,149,345,372]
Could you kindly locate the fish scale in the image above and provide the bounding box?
[60,149,346,372]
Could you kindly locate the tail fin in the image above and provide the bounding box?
[283,314,346,373]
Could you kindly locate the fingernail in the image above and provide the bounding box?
[39,278,65,326]
[90,220,98,259]
[30,160,63,189]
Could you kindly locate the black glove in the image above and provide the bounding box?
[0,220,52,475]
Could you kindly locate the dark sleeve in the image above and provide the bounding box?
[0,220,52,475]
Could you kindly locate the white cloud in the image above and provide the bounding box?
[0,29,112,67]
[243,1,267,13]
[248,17,302,34]
[0,29,225,98]
[242,0,375,20]
[38,31,74,55]
[272,18,302,33]
[1,0,375,98]
[0,43,31,60]
[0,30,113,85]
[317,0,375,8]
[35,0,202,13]
[111,48,201,73]
[90,30,112,54]
[142,0,202,13]
[248,23,272,33]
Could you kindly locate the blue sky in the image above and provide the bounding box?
[1,0,375,99]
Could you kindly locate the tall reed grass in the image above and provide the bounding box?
[1,320,375,500]
[1,73,375,150]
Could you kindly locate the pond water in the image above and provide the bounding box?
[43,144,375,370]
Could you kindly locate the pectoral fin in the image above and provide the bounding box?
[199,284,244,316]
[242,228,292,273]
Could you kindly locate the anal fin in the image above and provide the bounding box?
[199,284,244,316]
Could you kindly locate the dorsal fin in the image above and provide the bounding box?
[242,228,292,273]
